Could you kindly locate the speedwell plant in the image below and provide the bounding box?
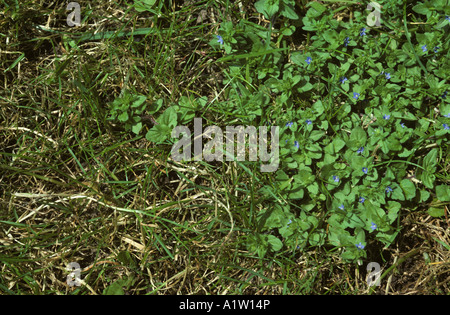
[144,0,450,262]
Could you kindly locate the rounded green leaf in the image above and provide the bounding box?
[436,185,450,202]
[427,207,445,218]
[267,235,283,251]
[400,179,416,200]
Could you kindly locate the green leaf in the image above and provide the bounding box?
[280,5,298,20]
[421,171,436,189]
[422,148,437,170]
[309,229,326,246]
[436,185,450,202]
[289,189,304,199]
[118,111,129,122]
[412,3,429,15]
[158,106,178,128]
[333,137,346,152]
[420,189,430,202]
[103,279,126,295]
[134,0,157,12]
[131,95,147,108]
[427,207,445,218]
[307,182,319,195]
[255,0,280,19]
[145,124,171,143]
[148,98,164,114]
[391,185,405,201]
[348,126,367,149]
[387,201,401,224]
[117,251,136,268]
[308,1,326,16]
[267,235,283,251]
[131,122,142,135]
[400,179,416,200]
[309,130,325,141]
[290,51,304,66]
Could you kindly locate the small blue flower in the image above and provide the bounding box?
[286,121,293,128]
[360,28,366,36]
[446,16,450,21]
[353,92,360,100]
[434,46,439,53]
[333,175,340,183]
[362,167,368,174]
[383,114,390,120]
[442,91,448,99]
[400,122,405,128]
[370,222,377,231]
[357,147,364,154]
[305,119,312,125]
[386,186,393,193]
[287,219,292,226]
[294,140,300,148]
[421,45,427,52]
[356,242,365,250]
[338,204,345,210]
[443,124,450,130]
[339,77,348,84]
[359,197,366,203]
[443,113,450,118]
[344,37,350,47]
[385,73,391,80]
[306,56,312,65]
[217,35,224,45]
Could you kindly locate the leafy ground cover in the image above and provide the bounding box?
[0,0,449,294]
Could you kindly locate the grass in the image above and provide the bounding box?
[1,0,449,295]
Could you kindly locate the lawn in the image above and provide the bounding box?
[0,0,449,295]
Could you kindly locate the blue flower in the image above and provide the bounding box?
[217,35,224,45]
[333,175,340,183]
[370,222,377,231]
[344,37,350,47]
[421,45,427,52]
[362,167,368,174]
[443,113,450,118]
[446,16,450,21]
[359,197,366,203]
[287,219,292,226]
[385,73,391,80]
[338,204,345,210]
[294,140,300,148]
[339,77,348,84]
[286,121,293,128]
[383,114,390,120]
[434,46,439,53]
[443,124,450,130]
[306,57,312,65]
[400,122,406,128]
[305,119,312,125]
[357,147,364,154]
[353,92,360,100]
[442,91,448,99]
[386,186,393,193]
[360,28,366,36]
[356,242,365,250]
